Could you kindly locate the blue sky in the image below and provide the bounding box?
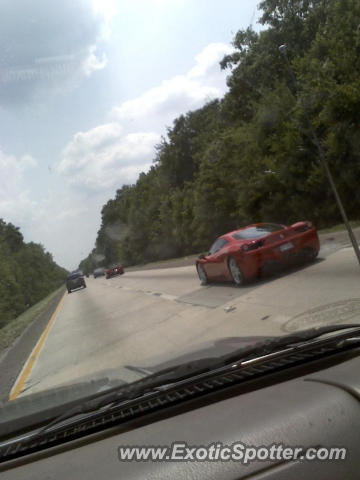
[0,0,262,268]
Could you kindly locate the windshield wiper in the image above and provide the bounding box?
[23,324,360,439]
[0,324,360,454]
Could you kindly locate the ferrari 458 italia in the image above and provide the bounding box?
[196,222,320,286]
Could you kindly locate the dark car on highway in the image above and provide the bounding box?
[105,264,124,279]
[66,272,86,293]
[93,267,105,278]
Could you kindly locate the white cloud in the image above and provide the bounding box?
[188,43,233,78]
[0,148,105,268]
[57,42,233,193]
[19,154,38,169]
[44,41,234,265]
[111,42,233,128]
[0,0,114,106]
[112,76,219,121]
[0,149,38,225]
[0,125,158,268]
[0,151,37,172]
[83,46,108,77]
[58,124,160,190]
[18,186,107,269]
[92,0,117,27]
[152,0,169,6]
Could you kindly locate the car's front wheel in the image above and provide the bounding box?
[196,263,208,286]
[228,257,244,286]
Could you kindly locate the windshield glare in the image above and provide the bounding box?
[0,0,359,441]
[232,225,284,240]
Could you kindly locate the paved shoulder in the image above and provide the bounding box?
[0,289,65,402]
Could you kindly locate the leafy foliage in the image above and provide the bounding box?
[80,0,360,270]
[0,219,67,329]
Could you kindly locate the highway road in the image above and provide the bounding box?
[9,242,360,399]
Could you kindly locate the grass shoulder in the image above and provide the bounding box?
[0,287,64,351]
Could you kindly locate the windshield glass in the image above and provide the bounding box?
[1,0,360,439]
[209,238,228,255]
[67,273,82,279]
[232,224,284,240]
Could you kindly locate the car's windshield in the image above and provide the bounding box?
[209,238,228,255]
[232,224,284,240]
[1,0,360,442]
[67,273,82,280]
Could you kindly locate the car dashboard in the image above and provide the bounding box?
[1,352,360,479]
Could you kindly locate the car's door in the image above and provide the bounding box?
[204,238,229,280]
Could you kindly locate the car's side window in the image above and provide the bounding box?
[209,238,228,255]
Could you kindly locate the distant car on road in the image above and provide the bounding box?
[196,222,320,286]
[93,267,105,278]
[66,272,86,293]
[105,264,124,279]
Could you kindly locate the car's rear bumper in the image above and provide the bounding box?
[106,270,123,278]
[232,228,320,279]
[66,280,85,289]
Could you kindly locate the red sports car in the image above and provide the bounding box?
[196,222,320,286]
[105,264,124,279]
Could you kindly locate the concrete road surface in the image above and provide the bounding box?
[10,244,360,399]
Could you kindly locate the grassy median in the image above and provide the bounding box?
[318,221,360,234]
[0,287,64,352]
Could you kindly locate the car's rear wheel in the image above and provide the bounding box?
[197,263,208,285]
[228,257,244,286]
[301,246,318,263]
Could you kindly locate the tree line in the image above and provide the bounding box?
[0,219,67,328]
[79,0,360,273]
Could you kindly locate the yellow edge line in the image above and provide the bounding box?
[9,291,67,401]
